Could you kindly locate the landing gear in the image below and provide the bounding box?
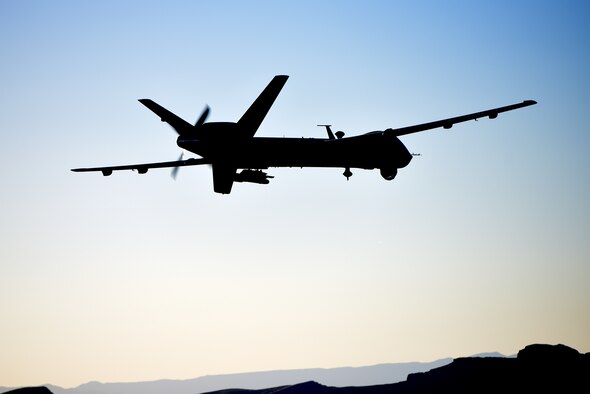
[380,167,397,180]
[343,167,353,180]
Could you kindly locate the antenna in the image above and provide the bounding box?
[317,124,335,140]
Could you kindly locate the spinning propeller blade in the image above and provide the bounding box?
[171,152,184,180]
[195,105,210,128]
[180,105,210,139]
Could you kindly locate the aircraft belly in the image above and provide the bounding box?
[239,142,376,169]
[229,137,405,170]
[183,135,410,171]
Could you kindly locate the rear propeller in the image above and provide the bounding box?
[172,106,210,180]
[195,105,210,129]
[171,152,184,180]
[181,105,210,139]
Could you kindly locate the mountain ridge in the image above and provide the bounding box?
[201,344,589,394]
[2,344,587,394]
[0,358,453,394]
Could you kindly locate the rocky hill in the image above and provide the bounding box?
[204,344,588,394]
[4,344,588,394]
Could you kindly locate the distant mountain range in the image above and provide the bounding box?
[202,344,589,393]
[2,344,587,394]
[1,357,453,394]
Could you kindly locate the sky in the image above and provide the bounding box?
[1,0,589,389]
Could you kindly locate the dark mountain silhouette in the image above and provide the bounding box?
[203,344,588,394]
[1,388,53,394]
[4,344,588,394]
[1,358,453,394]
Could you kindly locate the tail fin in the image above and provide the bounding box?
[139,99,195,136]
[238,75,289,138]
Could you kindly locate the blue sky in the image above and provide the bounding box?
[1,0,589,388]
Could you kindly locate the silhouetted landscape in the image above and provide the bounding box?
[2,344,588,394]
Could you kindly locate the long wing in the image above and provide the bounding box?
[71,157,211,175]
[386,100,537,137]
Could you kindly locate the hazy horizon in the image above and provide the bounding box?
[1,0,589,389]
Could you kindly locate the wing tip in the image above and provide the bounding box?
[274,75,289,82]
[524,99,538,105]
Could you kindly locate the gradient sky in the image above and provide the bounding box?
[1,0,589,389]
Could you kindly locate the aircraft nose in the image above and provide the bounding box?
[391,136,412,168]
[401,148,412,168]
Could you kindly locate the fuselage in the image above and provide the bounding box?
[177,123,413,172]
